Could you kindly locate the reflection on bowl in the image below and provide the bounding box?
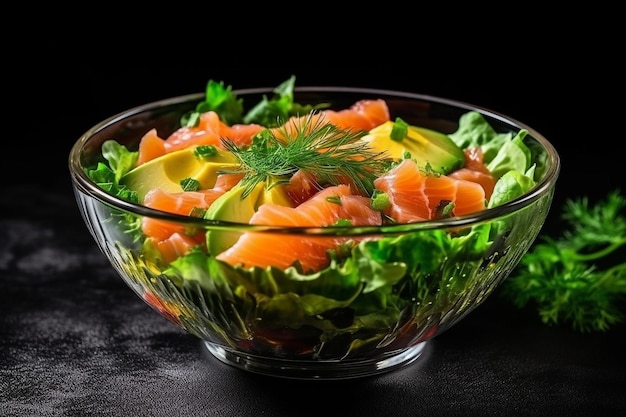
[69,84,560,380]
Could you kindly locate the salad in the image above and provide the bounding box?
[84,76,547,359]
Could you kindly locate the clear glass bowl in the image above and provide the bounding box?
[69,86,560,379]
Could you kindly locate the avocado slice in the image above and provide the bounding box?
[362,121,465,174]
[204,181,293,256]
[120,147,239,200]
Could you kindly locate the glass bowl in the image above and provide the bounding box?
[69,85,560,380]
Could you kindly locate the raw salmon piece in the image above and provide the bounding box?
[142,173,243,214]
[324,99,390,132]
[216,185,382,272]
[141,189,213,241]
[374,160,430,222]
[152,232,202,264]
[144,188,216,215]
[211,172,245,191]
[374,159,487,223]
[339,195,384,225]
[271,112,326,140]
[449,148,495,200]
[284,170,322,206]
[136,129,167,166]
[272,99,390,141]
[140,173,244,241]
[423,175,458,215]
[164,111,264,154]
[141,218,191,242]
[423,175,486,217]
[451,180,489,215]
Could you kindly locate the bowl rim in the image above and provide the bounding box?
[69,86,561,235]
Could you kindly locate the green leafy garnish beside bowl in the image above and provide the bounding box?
[502,189,626,333]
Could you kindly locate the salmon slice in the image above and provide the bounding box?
[374,160,431,222]
[272,99,390,140]
[324,99,390,131]
[136,111,265,164]
[284,170,322,206]
[374,159,487,223]
[141,173,244,241]
[216,185,382,272]
[425,175,487,217]
[449,147,495,200]
[141,189,215,242]
[164,111,265,153]
[423,175,458,216]
[136,129,167,166]
[451,180,489,215]
[151,232,202,264]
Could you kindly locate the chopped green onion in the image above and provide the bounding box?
[181,178,201,191]
[195,145,219,159]
[390,117,409,142]
[326,195,342,205]
[371,192,391,211]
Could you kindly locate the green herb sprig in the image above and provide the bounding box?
[221,112,391,198]
[501,189,626,332]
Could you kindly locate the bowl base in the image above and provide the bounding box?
[203,341,428,380]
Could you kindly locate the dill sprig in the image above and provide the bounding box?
[220,112,391,198]
[501,189,626,333]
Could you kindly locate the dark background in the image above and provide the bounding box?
[7,7,622,214]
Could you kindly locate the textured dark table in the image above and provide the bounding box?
[3,63,625,416]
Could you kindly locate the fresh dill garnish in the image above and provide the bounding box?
[220,112,391,198]
[501,189,626,333]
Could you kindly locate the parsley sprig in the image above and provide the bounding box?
[220,113,390,198]
[501,189,626,332]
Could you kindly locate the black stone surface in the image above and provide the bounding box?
[3,60,625,416]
